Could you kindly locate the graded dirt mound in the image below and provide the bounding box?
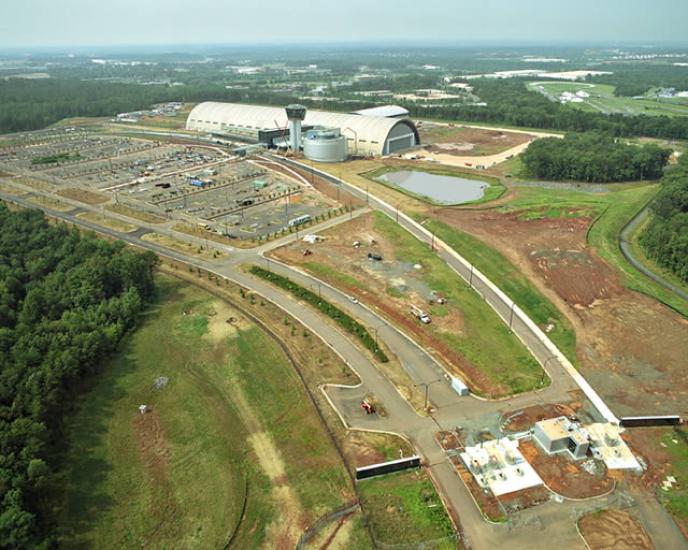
[579,509,654,550]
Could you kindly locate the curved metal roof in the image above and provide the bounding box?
[186,101,417,156]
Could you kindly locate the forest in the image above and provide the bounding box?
[640,155,688,283]
[0,205,157,547]
[520,132,671,182]
[401,79,688,140]
[4,75,688,140]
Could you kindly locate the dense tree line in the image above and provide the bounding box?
[640,155,688,282]
[520,132,670,182]
[0,206,157,547]
[400,79,688,140]
[4,73,688,141]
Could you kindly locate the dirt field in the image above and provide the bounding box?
[434,205,688,417]
[519,440,614,499]
[418,124,534,157]
[501,401,582,433]
[76,211,137,233]
[579,509,654,550]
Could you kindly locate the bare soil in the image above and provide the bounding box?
[419,126,534,157]
[519,440,614,499]
[435,206,688,418]
[579,509,654,550]
[501,402,581,433]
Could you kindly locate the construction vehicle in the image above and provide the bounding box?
[367,253,383,261]
[411,304,431,324]
[360,400,376,415]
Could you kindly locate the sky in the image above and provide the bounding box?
[0,0,686,49]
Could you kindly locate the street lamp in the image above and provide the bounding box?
[415,378,444,411]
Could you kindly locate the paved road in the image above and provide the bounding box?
[620,204,688,304]
[2,167,684,549]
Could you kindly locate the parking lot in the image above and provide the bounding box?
[0,129,343,241]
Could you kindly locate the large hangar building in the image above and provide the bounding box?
[186,101,420,157]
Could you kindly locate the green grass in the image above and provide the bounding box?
[358,470,455,548]
[372,212,544,395]
[304,261,365,290]
[659,428,688,520]
[364,165,506,207]
[417,214,577,362]
[56,274,354,548]
[528,81,688,118]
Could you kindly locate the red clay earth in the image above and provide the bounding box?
[434,205,688,418]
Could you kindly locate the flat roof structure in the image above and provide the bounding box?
[586,423,641,471]
[186,102,419,157]
[460,438,543,496]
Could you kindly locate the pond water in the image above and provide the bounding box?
[378,170,488,204]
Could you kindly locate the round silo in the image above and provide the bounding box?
[303,127,348,163]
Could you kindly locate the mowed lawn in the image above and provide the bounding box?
[56,274,354,548]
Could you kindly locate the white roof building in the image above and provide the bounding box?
[186,102,419,157]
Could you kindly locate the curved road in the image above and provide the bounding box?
[620,204,688,304]
[1,167,685,548]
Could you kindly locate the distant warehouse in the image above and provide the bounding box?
[186,102,419,156]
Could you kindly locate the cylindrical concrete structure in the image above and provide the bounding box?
[285,104,307,151]
[303,128,348,163]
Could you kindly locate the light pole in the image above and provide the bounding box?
[416,378,444,411]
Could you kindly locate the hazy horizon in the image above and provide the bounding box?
[1,0,687,49]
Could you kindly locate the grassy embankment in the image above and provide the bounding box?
[56,275,356,548]
[249,265,389,363]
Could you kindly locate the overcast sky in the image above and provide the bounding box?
[1,0,686,49]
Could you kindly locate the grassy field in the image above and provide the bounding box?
[106,203,166,224]
[364,165,505,206]
[56,274,357,548]
[358,470,455,549]
[528,81,688,117]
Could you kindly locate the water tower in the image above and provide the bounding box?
[285,104,307,151]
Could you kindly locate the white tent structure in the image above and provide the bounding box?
[186,101,419,156]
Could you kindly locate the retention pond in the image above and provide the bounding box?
[378,170,488,204]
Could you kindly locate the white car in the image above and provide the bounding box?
[348,296,359,304]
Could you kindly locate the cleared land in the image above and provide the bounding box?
[56,275,358,548]
[418,122,534,156]
[106,203,166,224]
[578,509,654,550]
[57,187,109,204]
[271,211,543,397]
[426,184,688,416]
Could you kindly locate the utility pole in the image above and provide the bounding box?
[508,302,515,331]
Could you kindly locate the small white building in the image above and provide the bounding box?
[533,416,589,460]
